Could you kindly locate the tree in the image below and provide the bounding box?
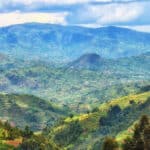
[134,138,144,150]
[102,137,118,150]
[22,126,33,138]
[92,107,99,113]
[143,126,150,150]
[108,105,121,116]
[123,137,134,150]
[69,113,74,118]
[138,115,149,132]
[123,115,150,150]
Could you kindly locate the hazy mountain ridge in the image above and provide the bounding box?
[0,23,150,61]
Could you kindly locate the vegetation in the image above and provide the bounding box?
[54,120,83,146]
[0,94,67,130]
[47,91,150,149]
[0,52,149,113]
[102,137,118,150]
[0,42,149,149]
[122,115,150,150]
[0,120,21,149]
[0,91,149,149]
[18,134,60,150]
[101,115,150,150]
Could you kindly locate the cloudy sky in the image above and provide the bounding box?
[0,0,150,32]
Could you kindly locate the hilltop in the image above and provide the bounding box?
[68,53,104,70]
[68,52,150,71]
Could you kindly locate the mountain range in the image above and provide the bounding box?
[0,23,150,150]
[0,23,150,61]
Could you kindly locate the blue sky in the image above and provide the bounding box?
[0,0,150,32]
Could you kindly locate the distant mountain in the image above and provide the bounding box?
[68,53,104,70]
[0,94,67,130]
[0,23,150,61]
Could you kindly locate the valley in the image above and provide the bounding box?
[0,23,149,150]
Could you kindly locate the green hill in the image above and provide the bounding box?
[48,91,150,150]
[0,94,67,131]
[0,52,149,113]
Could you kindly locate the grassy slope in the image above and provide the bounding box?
[50,91,150,149]
[0,94,67,131]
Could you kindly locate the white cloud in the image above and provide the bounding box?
[0,0,111,6]
[0,11,68,27]
[77,24,150,32]
[127,25,150,32]
[97,3,143,24]
[68,2,143,25]
[0,0,150,31]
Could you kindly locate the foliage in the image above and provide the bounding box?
[49,92,150,150]
[0,120,21,140]
[123,115,150,150]
[102,137,118,150]
[0,94,67,130]
[17,134,60,150]
[0,52,149,113]
[54,120,83,146]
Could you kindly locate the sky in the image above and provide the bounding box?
[0,0,150,32]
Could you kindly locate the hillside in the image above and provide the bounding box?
[48,91,150,150]
[0,23,150,61]
[0,92,149,150]
[0,119,61,150]
[103,115,150,150]
[0,52,149,113]
[0,94,67,131]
